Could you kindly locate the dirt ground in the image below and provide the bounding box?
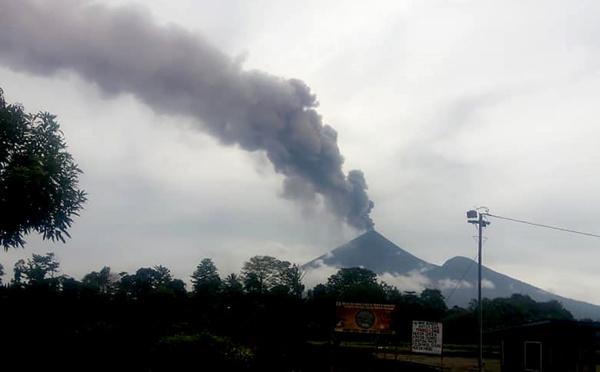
[376,353,501,372]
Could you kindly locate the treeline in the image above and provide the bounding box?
[0,253,575,371]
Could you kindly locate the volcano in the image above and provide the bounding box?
[304,230,600,320]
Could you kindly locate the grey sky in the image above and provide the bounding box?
[1,0,600,305]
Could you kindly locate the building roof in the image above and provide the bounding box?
[486,319,600,337]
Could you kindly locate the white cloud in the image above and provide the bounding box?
[438,278,474,290]
[302,260,339,290]
[378,270,432,293]
[482,279,495,290]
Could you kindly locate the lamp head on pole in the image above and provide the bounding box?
[467,210,479,224]
[467,209,491,226]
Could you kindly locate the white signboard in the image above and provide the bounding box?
[412,321,443,355]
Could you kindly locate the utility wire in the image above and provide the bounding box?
[445,253,478,304]
[484,213,600,238]
[445,211,599,304]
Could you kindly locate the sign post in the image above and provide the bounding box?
[412,320,443,370]
[335,302,396,335]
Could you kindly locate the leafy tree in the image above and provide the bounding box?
[242,271,262,294]
[325,267,385,302]
[118,268,160,299]
[421,289,447,310]
[12,252,60,288]
[117,265,185,299]
[307,283,329,301]
[476,294,574,329]
[164,278,187,297]
[380,281,402,302]
[191,258,221,296]
[222,273,243,296]
[420,288,447,321]
[240,256,305,297]
[0,88,86,249]
[0,263,4,285]
[241,256,289,294]
[153,265,178,292]
[60,276,84,300]
[82,266,115,296]
[279,264,305,298]
[326,267,378,292]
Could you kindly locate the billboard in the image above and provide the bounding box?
[334,302,395,334]
[412,320,443,355]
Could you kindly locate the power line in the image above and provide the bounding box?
[484,213,600,238]
[445,230,490,304]
[445,253,478,304]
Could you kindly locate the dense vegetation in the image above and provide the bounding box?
[0,254,575,371]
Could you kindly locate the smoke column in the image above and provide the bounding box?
[0,0,374,230]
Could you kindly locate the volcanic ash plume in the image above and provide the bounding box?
[0,0,374,230]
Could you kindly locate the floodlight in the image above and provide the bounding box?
[467,210,478,223]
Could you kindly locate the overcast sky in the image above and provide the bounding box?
[2,0,600,305]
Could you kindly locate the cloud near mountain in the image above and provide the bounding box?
[303,230,600,320]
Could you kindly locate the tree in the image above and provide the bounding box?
[0,88,86,249]
[191,258,221,296]
[475,294,574,329]
[242,256,280,294]
[241,255,302,295]
[325,267,385,302]
[326,267,378,291]
[60,276,84,300]
[279,264,305,298]
[117,265,185,300]
[82,266,115,296]
[12,252,61,288]
[222,273,243,296]
[0,263,4,286]
[420,288,447,320]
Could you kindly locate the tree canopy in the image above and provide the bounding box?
[0,88,86,249]
[0,252,580,371]
[241,255,304,297]
[191,258,221,296]
[12,252,61,288]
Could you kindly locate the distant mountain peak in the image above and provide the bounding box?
[442,256,477,269]
[303,232,600,320]
[335,229,399,253]
[304,230,433,274]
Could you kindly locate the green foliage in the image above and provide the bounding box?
[443,293,574,344]
[325,267,385,302]
[60,276,84,300]
[82,266,115,296]
[117,265,186,299]
[0,252,581,370]
[280,263,305,298]
[12,252,60,288]
[0,88,86,249]
[242,255,282,293]
[223,273,243,295]
[191,258,221,296]
[420,288,447,319]
[241,255,303,296]
[479,293,574,328]
[326,267,378,291]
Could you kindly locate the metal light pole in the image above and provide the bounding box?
[467,209,490,372]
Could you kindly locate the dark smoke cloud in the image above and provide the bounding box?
[0,0,374,230]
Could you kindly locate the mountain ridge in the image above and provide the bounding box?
[303,230,600,320]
